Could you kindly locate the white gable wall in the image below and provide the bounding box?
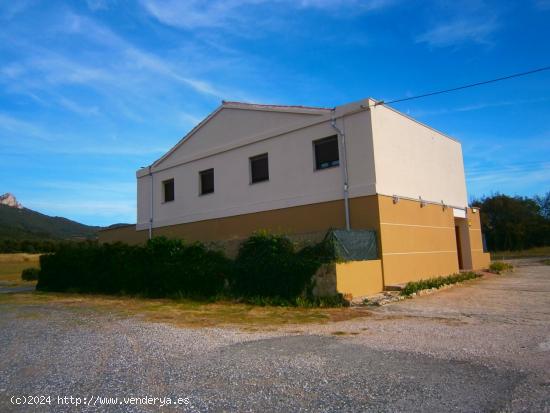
[155,107,326,169]
[136,104,376,230]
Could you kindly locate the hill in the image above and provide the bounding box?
[0,203,101,241]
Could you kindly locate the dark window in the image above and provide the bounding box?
[163,179,174,202]
[250,153,269,184]
[314,135,339,170]
[199,168,214,195]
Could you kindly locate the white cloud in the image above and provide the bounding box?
[0,113,54,140]
[58,97,100,116]
[86,0,110,11]
[140,0,396,30]
[534,0,550,10]
[410,97,550,118]
[0,0,35,21]
[416,18,498,48]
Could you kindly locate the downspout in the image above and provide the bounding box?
[331,109,351,231]
[148,165,153,240]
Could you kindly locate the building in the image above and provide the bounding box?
[100,98,490,295]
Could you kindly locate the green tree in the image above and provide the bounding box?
[472,193,550,251]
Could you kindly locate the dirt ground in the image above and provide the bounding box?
[0,260,548,412]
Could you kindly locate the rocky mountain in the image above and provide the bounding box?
[0,193,23,209]
[0,193,101,241]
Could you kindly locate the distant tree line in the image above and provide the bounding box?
[0,239,97,253]
[472,192,550,251]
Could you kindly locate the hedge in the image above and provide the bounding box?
[37,237,231,298]
[401,271,480,296]
[232,231,336,299]
[21,267,40,281]
[36,233,340,301]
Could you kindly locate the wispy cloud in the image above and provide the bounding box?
[140,0,396,30]
[0,0,35,21]
[534,0,550,10]
[86,0,110,11]
[0,113,54,141]
[416,17,498,48]
[58,97,100,116]
[410,97,550,118]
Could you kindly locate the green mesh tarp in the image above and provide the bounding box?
[327,229,378,261]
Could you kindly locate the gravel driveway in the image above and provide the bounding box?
[1,262,549,412]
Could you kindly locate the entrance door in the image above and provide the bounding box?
[455,225,464,270]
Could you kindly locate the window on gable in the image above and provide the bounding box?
[163,178,174,202]
[314,135,339,170]
[199,168,214,195]
[250,153,269,184]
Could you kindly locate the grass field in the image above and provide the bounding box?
[490,246,550,260]
[0,292,371,328]
[0,253,41,287]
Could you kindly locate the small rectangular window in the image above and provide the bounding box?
[163,179,174,202]
[250,153,269,184]
[199,168,214,195]
[314,135,339,170]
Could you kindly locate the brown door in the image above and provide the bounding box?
[455,225,464,269]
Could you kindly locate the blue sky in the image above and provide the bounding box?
[1,0,549,226]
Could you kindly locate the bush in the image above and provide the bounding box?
[21,267,40,281]
[401,272,480,296]
[232,232,335,299]
[35,233,343,305]
[241,294,347,308]
[488,261,514,274]
[37,237,231,298]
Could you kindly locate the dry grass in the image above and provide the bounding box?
[0,292,371,329]
[491,246,550,260]
[0,253,41,287]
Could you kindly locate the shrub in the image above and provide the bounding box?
[35,233,343,305]
[488,261,514,274]
[37,237,231,298]
[21,267,40,281]
[232,232,335,300]
[241,294,347,308]
[401,272,479,296]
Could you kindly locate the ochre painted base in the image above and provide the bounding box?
[99,194,490,296]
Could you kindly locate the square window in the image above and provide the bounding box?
[199,168,214,195]
[250,153,269,184]
[314,135,339,170]
[163,179,174,202]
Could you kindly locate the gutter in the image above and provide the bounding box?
[330,109,351,231]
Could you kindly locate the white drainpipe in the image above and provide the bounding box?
[330,109,351,231]
[148,165,153,240]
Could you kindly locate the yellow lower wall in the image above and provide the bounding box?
[377,195,460,285]
[99,225,148,245]
[467,209,490,270]
[335,260,384,298]
[99,194,490,292]
[471,251,491,270]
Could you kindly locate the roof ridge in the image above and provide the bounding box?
[221,100,332,111]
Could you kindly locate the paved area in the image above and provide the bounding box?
[0,263,549,412]
[0,285,35,294]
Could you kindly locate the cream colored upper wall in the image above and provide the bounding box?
[370,105,468,208]
[153,107,326,170]
[137,102,377,230]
